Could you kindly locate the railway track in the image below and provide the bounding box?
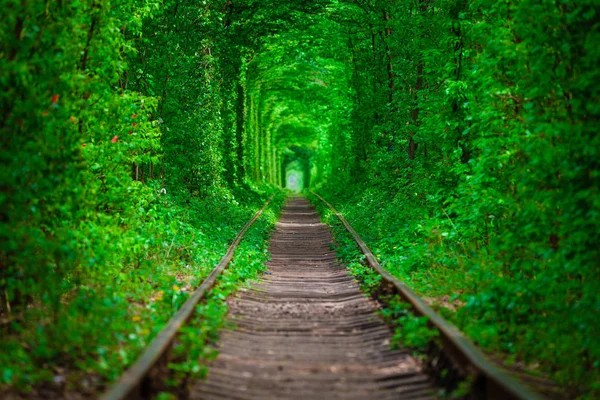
[190,197,435,399]
[103,195,543,400]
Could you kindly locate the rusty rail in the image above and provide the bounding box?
[101,197,273,400]
[311,191,543,400]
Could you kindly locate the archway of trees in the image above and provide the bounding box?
[2,0,599,396]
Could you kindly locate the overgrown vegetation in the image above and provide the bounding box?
[0,0,293,394]
[306,1,599,396]
[313,197,439,354]
[0,188,282,394]
[2,0,598,398]
[163,195,283,396]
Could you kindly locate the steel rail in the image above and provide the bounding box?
[311,191,543,400]
[101,196,273,400]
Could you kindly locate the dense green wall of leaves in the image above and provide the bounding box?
[226,1,600,390]
[1,0,598,396]
[309,0,600,395]
[0,0,285,391]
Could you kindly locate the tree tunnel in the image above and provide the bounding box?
[4,0,599,394]
[281,146,314,192]
[241,16,351,191]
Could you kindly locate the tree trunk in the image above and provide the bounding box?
[383,10,394,104]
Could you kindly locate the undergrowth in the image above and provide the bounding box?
[161,190,285,395]
[0,187,284,397]
[307,193,440,354]
[310,187,596,398]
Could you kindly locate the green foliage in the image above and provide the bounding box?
[166,195,283,388]
[2,0,599,397]
[1,0,286,393]
[381,297,440,353]
[1,0,161,319]
[347,261,382,295]
[0,187,281,391]
[308,0,600,396]
[312,193,438,353]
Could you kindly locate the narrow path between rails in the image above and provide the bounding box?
[191,196,436,399]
